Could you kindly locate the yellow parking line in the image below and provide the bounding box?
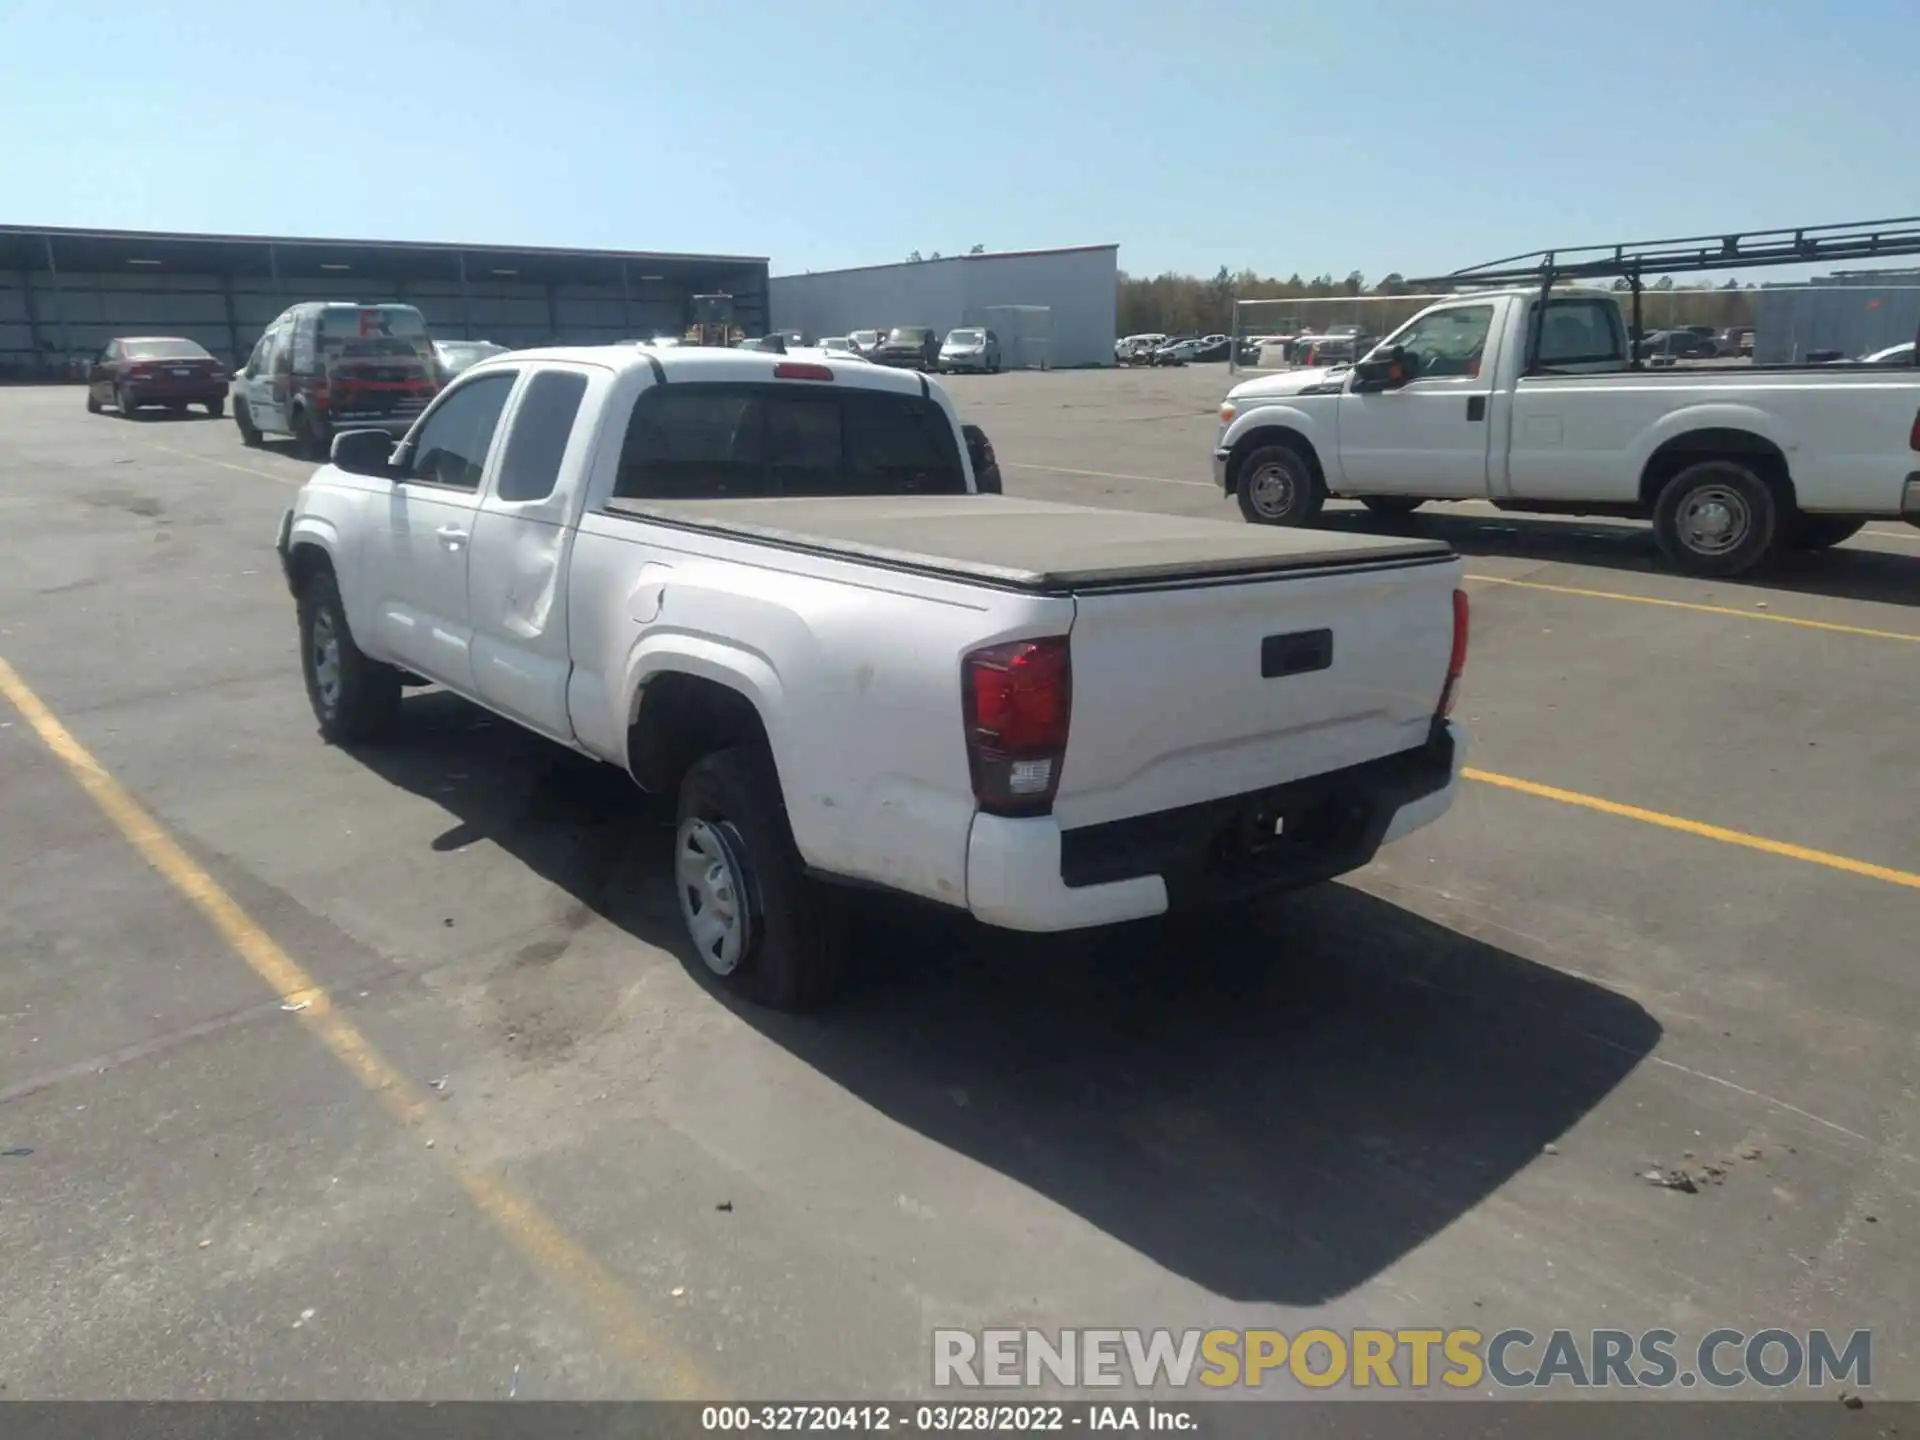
[1464,573,1920,643]
[0,653,713,1397]
[1464,767,1920,891]
[141,440,298,486]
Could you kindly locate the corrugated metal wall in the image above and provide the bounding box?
[769,246,1119,368]
[1754,271,1920,364]
[1,260,768,377]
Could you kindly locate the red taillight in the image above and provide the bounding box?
[126,363,159,379]
[1909,408,1920,451]
[962,637,1072,817]
[1437,589,1470,719]
[773,362,834,382]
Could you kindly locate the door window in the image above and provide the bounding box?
[494,369,589,502]
[1382,305,1495,379]
[404,372,516,491]
[1531,299,1627,368]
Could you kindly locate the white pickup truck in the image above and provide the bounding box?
[276,345,1471,1007]
[1215,286,1920,576]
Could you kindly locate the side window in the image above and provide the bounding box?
[842,392,965,494]
[245,335,268,374]
[615,386,762,499]
[1534,300,1626,367]
[1388,305,1495,379]
[495,369,589,503]
[292,312,318,374]
[269,322,294,374]
[405,372,516,491]
[98,343,116,365]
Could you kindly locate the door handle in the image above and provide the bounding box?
[435,525,468,549]
[1466,395,1488,422]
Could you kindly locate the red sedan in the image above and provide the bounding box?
[86,337,228,418]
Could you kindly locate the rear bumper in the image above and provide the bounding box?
[123,381,226,402]
[1212,446,1233,492]
[965,720,1466,932]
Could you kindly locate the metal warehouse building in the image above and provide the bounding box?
[0,224,769,378]
[1755,268,1920,363]
[770,244,1119,369]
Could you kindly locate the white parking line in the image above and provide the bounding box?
[1003,461,1215,489]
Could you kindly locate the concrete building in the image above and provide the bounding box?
[1754,268,1920,364]
[0,224,769,378]
[770,245,1119,369]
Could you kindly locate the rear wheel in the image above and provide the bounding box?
[1360,496,1424,516]
[674,745,848,1011]
[1235,444,1325,526]
[290,406,329,460]
[1652,459,1781,577]
[205,396,225,418]
[234,399,262,446]
[1784,514,1865,551]
[117,385,140,418]
[86,390,101,414]
[297,568,401,744]
[166,401,189,415]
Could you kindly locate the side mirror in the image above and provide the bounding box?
[331,428,397,478]
[1352,344,1411,391]
[962,423,1002,494]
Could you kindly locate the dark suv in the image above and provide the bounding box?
[872,326,940,370]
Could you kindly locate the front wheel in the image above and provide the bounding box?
[1784,514,1865,551]
[1651,459,1781,577]
[674,745,848,1010]
[235,398,262,446]
[117,385,140,418]
[297,569,401,744]
[1235,444,1326,526]
[1360,496,1424,517]
[290,406,330,460]
[205,396,225,418]
[86,390,102,414]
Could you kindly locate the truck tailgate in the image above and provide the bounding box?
[1054,555,1461,830]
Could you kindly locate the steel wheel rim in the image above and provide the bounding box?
[1248,462,1296,517]
[676,818,752,976]
[311,608,342,711]
[1678,484,1751,555]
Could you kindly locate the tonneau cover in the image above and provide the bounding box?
[603,494,1450,592]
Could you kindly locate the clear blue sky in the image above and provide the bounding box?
[1,0,1913,283]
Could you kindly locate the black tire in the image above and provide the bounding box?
[297,568,401,745]
[1235,443,1326,525]
[1784,514,1865,551]
[86,390,102,414]
[1360,496,1424,516]
[1651,459,1782,577]
[674,745,848,1011]
[117,385,140,418]
[205,396,225,418]
[290,405,330,460]
[235,399,262,447]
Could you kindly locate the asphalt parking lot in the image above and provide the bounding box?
[2,367,1916,1402]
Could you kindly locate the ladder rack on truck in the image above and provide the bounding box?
[1407,215,1920,375]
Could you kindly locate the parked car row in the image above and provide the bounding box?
[1114,333,1233,366]
[84,306,520,457]
[737,326,1006,374]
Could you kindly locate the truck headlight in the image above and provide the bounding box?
[1219,402,1237,423]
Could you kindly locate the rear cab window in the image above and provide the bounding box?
[1528,298,1629,369]
[612,382,967,500]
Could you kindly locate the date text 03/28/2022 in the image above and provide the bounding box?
[701,1404,1195,1432]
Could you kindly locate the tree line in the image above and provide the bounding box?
[1117,266,1761,338]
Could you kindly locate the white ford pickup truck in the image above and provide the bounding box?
[1215,286,1920,576]
[277,345,1470,1007]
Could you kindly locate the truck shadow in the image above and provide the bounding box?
[1314,506,1920,611]
[352,690,1662,1305]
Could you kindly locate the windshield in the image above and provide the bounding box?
[888,328,929,343]
[319,306,432,360]
[850,331,878,344]
[124,338,212,360]
[946,330,984,345]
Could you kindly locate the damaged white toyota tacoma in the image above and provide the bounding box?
[277,344,1471,1008]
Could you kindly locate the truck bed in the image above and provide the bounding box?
[602,494,1451,593]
